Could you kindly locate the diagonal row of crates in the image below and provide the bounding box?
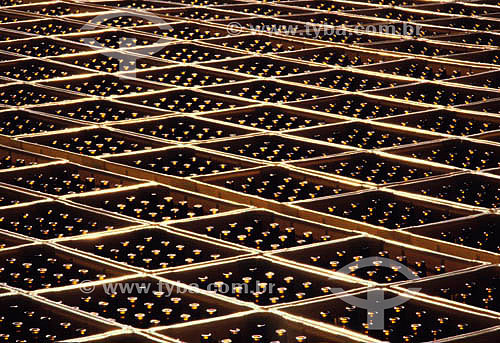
[0,0,499,342]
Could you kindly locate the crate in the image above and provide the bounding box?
[366,40,481,56]
[200,34,317,53]
[88,0,185,10]
[0,57,91,81]
[450,70,500,90]
[0,83,80,106]
[203,79,337,103]
[403,213,499,258]
[357,57,491,81]
[377,109,500,136]
[0,161,142,195]
[387,138,500,170]
[122,64,250,87]
[136,22,230,40]
[5,1,106,15]
[0,0,46,6]
[0,36,94,57]
[369,82,500,106]
[459,98,500,115]
[278,46,401,67]
[0,12,37,23]
[289,121,438,149]
[153,7,249,21]
[199,134,353,162]
[30,98,170,123]
[111,115,255,142]
[292,189,474,230]
[395,265,499,314]
[432,32,500,47]
[127,42,247,63]
[215,16,309,34]
[65,29,169,49]
[277,0,375,12]
[68,183,245,222]
[391,172,500,209]
[0,184,42,207]
[0,144,55,169]
[282,69,409,92]
[0,18,91,36]
[0,230,31,249]
[38,74,169,97]
[60,226,248,271]
[420,17,500,31]
[350,7,445,21]
[296,26,396,45]
[213,3,312,16]
[283,12,383,27]
[439,50,500,67]
[104,146,259,178]
[0,109,81,136]
[471,129,500,144]
[413,2,500,16]
[40,275,250,328]
[203,55,326,77]
[169,208,359,251]
[21,127,167,157]
[287,93,427,119]
[360,22,462,38]
[195,165,362,203]
[66,11,173,28]
[199,104,343,131]
[275,235,479,283]
[0,294,117,341]
[0,243,129,290]
[0,199,139,239]
[116,88,253,113]
[0,28,32,41]
[279,288,499,342]
[163,256,366,306]
[292,151,454,186]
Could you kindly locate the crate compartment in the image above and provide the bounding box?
[350,7,444,21]
[67,332,170,343]
[0,244,127,290]
[215,16,308,34]
[289,93,426,119]
[278,46,400,67]
[41,276,248,328]
[392,173,500,209]
[0,162,141,195]
[32,98,169,123]
[281,289,499,342]
[164,256,364,306]
[164,0,244,5]
[459,98,500,115]
[116,88,252,112]
[278,0,373,12]
[90,0,184,10]
[154,7,248,20]
[0,144,54,169]
[451,70,500,90]
[203,80,335,103]
[370,82,499,106]
[203,55,326,77]
[196,166,361,203]
[293,151,452,185]
[366,40,479,56]
[200,104,341,131]
[289,122,436,149]
[39,74,168,97]
[387,139,500,170]
[357,58,489,81]
[433,32,500,47]
[112,115,254,142]
[397,265,499,313]
[276,235,478,283]
[378,109,500,136]
[473,130,500,143]
[66,29,168,49]
[124,65,249,87]
[0,36,94,57]
[0,83,79,106]
[421,17,500,31]
[405,214,499,255]
[296,26,394,45]
[357,22,461,38]
[0,109,80,136]
[61,226,246,270]
[128,42,246,63]
[0,230,31,249]
[0,200,138,239]
[136,22,230,40]
[414,2,500,16]
[199,134,350,162]
[0,185,42,207]
[436,50,500,67]
[294,190,471,230]
[21,127,167,156]
[170,208,357,251]
[0,294,116,341]
[52,49,173,73]
[214,3,312,16]
[66,11,170,28]
[0,18,89,36]
[7,2,105,15]
[282,69,407,92]
[282,12,381,26]
[0,58,91,81]
[104,146,258,177]
[0,12,37,23]
[201,34,316,53]
[70,184,244,222]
